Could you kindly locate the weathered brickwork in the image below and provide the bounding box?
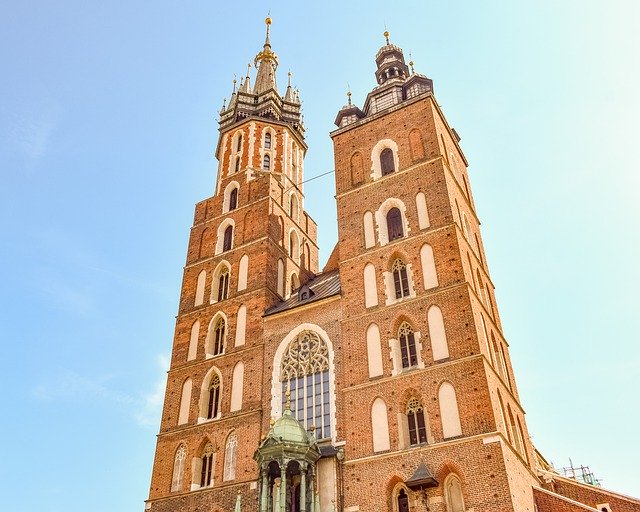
[145,22,640,512]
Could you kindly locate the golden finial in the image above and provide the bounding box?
[384,30,390,45]
[265,15,272,25]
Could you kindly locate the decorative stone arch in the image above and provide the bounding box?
[215,218,235,255]
[390,480,414,512]
[366,322,383,378]
[195,269,207,306]
[388,315,424,376]
[178,377,192,425]
[222,180,240,213]
[288,227,300,264]
[363,262,378,308]
[229,361,244,412]
[427,305,449,362]
[223,430,238,481]
[270,323,337,442]
[188,320,200,361]
[371,396,390,452]
[205,310,228,357]
[171,442,187,492]
[259,126,277,173]
[198,365,224,423]
[228,128,245,176]
[350,151,365,185]
[408,128,425,161]
[375,197,410,246]
[438,381,462,439]
[371,138,400,180]
[288,191,299,223]
[363,211,375,249]
[237,254,249,291]
[210,260,231,304]
[443,472,466,512]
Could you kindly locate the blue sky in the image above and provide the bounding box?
[1,1,639,511]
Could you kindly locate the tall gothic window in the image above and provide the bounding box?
[207,374,221,419]
[212,318,225,355]
[229,188,238,211]
[217,268,229,302]
[264,132,272,149]
[263,154,271,170]
[380,148,395,175]
[387,207,403,241]
[407,397,427,445]
[223,432,237,481]
[171,444,187,492]
[223,225,233,252]
[392,259,410,299]
[280,330,331,439]
[200,443,215,487]
[397,488,410,512]
[399,322,418,369]
[236,134,242,151]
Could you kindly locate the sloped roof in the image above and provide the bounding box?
[264,269,341,316]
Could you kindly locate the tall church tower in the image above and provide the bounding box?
[330,32,538,511]
[145,18,319,512]
[146,22,640,512]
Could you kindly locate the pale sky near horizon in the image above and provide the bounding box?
[1,1,639,511]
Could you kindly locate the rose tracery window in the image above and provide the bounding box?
[280,330,331,439]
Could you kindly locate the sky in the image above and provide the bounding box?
[0,1,639,511]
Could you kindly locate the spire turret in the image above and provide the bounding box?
[253,17,279,94]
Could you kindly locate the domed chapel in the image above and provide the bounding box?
[144,18,640,512]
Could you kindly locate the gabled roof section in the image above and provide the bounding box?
[264,270,341,316]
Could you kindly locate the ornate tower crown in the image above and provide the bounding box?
[218,17,304,134]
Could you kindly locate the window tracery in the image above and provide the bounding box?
[399,322,418,369]
[207,374,221,419]
[280,330,330,439]
[407,397,427,445]
[392,259,410,299]
[200,443,215,487]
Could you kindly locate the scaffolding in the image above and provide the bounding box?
[557,459,602,487]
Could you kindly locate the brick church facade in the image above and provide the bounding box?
[144,19,640,512]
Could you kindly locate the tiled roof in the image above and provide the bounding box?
[264,270,341,316]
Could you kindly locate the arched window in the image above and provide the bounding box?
[392,259,410,299]
[289,230,300,263]
[290,273,299,293]
[230,362,244,412]
[264,132,272,149]
[387,207,404,241]
[217,267,230,302]
[289,194,298,220]
[380,148,395,175]
[207,373,221,419]
[229,187,238,211]
[397,488,410,512]
[236,133,242,152]
[399,322,418,369]
[200,443,215,487]
[222,225,233,252]
[178,378,192,425]
[439,382,462,439]
[223,432,238,481]
[407,397,427,445]
[212,317,225,356]
[444,474,465,512]
[280,330,330,439]
[371,397,390,452]
[188,320,199,361]
[234,156,240,173]
[171,444,187,492]
[263,154,270,170]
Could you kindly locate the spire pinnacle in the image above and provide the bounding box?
[232,78,237,93]
[264,15,272,47]
[287,70,292,88]
[253,17,279,94]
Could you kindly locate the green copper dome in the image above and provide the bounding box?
[271,409,314,445]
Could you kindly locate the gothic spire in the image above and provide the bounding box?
[239,63,251,93]
[253,17,279,95]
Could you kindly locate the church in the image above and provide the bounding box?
[144,18,640,512]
